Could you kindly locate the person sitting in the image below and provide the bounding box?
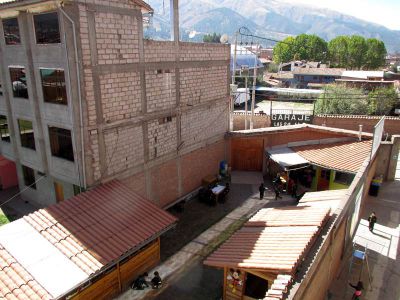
[131,272,149,290]
[151,271,162,289]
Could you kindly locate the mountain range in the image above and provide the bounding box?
[144,0,400,53]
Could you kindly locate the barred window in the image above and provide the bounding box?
[40,69,67,105]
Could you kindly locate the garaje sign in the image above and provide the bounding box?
[271,114,313,127]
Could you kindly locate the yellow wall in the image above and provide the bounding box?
[329,171,350,190]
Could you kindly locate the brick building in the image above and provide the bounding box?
[0,0,230,207]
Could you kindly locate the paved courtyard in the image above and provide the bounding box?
[328,179,400,300]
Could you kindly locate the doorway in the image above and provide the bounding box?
[244,272,269,299]
[54,181,64,202]
[317,168,331,191]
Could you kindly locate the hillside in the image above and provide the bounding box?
[145,0,400,52]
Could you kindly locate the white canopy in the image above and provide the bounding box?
[267,147,309,169]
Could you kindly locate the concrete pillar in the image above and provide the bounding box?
[170,0,179,42]
[387,135,400,181]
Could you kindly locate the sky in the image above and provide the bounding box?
[287,0,400,30]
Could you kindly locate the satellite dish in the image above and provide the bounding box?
[189,31,197,39]
[220,34,229,44]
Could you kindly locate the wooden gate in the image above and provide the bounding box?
[231,138,264,171]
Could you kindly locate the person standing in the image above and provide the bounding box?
[349,281,363,300]
[368,212,377,232]
[259,183,265,200]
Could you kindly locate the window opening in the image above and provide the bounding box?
[0,115,10,142]
[34,12,61,44]
[22,165,36,189]
[18,119,35,150]
[3,18,20,45]
[9,67,28,98]
[40,68,67,104]
[49,126,74,161]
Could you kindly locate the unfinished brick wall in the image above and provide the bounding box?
[148,117,177,159]
[314,115,400,135]
[77,0,230,198]
[94,12,139,64]
[145,70,176,112]
[143,40,175,62]
[100,72,141,122]
[179,42,230,61]
[233,113,271,130]
[180,66,228,106]
[104,125,144,176]
[181,102,227,149]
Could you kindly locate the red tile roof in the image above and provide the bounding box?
[23,180,177,276]
[204,206,330,274]
[0,244,51,300]
[204,226,319,273]
[291,140,372,173]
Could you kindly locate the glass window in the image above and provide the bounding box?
[49,126,74,161]
[334,171,355,185]
[34,12,60,44]
[22,165,36,189]
[3,18,21,45]
[0,115,10,142]
[18,119,35,150]
[9,67,28,98]
[40,69,67,105]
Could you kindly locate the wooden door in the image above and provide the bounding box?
[317,169,330,191]
[231,138,264,171]
[54,182,64,202]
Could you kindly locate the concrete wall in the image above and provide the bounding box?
[0,7,83,206]
[75,1,230,207]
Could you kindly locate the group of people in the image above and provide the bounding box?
[258,173,286,200]
[131,271,162,290]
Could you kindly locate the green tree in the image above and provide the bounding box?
[328,36,349,67]
[273,36,295,63]
[347,35,367,69]
[364,38,387,70]
[367,87,399,115]
[315,85,368,115]
[203,33,221,43]
[273,34,327,63]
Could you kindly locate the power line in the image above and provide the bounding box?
[0,175,46,209]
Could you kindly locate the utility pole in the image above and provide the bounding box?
[245,75,248,130]
[250,45,258,129]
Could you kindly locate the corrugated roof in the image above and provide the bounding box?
[293,67,344,76]
[298,189,347,214]
[0,180,176,298]
[204,206,330,274]
[246,206,330,227]
[204,226,319,273]
[341,70,384,79]
[0,244,51,300]
[291,140,372,173]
